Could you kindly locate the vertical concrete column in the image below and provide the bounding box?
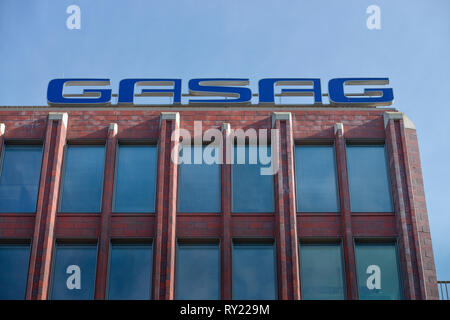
[384,112,417,299]
[94,123,118,299]
[334,123,358,300]
[221,123,232,299]
[153,112,179,300]
[26,112,68,300]
[272,112,300,300]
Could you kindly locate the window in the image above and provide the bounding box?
[175,241,220,299]
[232,240,277,299]
[346,145,393,212]
[299,243,345,299]
[114,145,157,212]
[177,145,221,213]
[355,242,403,300]
[295,145,339,212]
[108,243,153,300]
[60,145,105,212]
[51,244,97,300]
[0,145,42,212]
[232,145,274,213]
[0,244,30,299]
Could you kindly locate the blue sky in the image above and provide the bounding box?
[0,0,449,280]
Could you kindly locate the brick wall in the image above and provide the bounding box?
[0,106,439,299]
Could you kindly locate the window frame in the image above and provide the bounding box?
[106,238,154,300]
[174,238,221,300]
[293,140,340,213]
[58,142,106,213]
[0,140,44,213]
[176,143,222,213]
[345,141,394,213]
[230,143,275,214]
[231,237,278,300]
[353,237,404,300]
[0,239,32,300]
[112,141,158,213]
[298,237,347,300]
[49,239,98,300]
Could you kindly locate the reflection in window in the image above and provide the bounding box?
[51,244,97,300]
[177,145,221,213]
[0,145,42,212]
[114,145,157,212]
[176,241,220,299]
[355,242,403,300]
[232,241,277,299]
[295,145,339,212]
[60,145,105,212]
[346,145,393,212]
[299,243,345,299]
[108,244,153,300]
[0,244,30,300]
[232,145,274,213]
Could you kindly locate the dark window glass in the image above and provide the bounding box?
[51,244,97,300]
[346,145,393,212]
[60,145,105,212]
[299,243,345,299]
[355,242,403,300]
[232,242,277,299]
[295,145,339,212]
[114,145,157,212]
[175,242,220,299]
[0,145,42,212]
[0,244,30,299]
[232,145,274,213]
[178,146,221,213]
[108,244,153,300]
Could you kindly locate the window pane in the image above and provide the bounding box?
[295,146,339,212]
[232,242,277,299]
[60,146,105,212]
[299,243,345,299]
[0,145,42,212]
[108,244,153,300]
[232,145,274,212]
[355,242,403,300]
[178,146,221,213]
[51,244,97,300]
[0,245,30,299]
[346,145,393,212]
[176,243,220,299]
[114,145,157,212]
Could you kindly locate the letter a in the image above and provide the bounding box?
[366,265,381,290]
[66,5,81,30]
[66,265,81,290]
[366,5,381,30]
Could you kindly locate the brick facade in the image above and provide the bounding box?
[0,106,439,299]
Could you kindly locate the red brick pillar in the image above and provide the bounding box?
[153,112,179,300]
[272,112,300,300]
[94,123,118,299]
[384,112,438,299]
[334,123,358,300]
[221,123,232,299]
[26,112,68,300]
[0,124,4,157]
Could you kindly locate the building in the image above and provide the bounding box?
[0,103,439,300]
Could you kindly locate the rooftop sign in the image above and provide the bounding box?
[47,78,394,107]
